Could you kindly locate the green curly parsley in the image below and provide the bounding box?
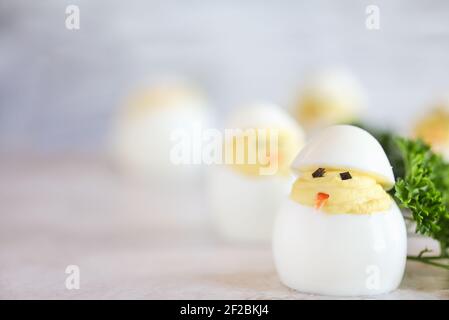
[353,123,449,267]
[394,138,449,256]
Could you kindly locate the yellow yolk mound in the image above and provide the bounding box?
[124,85,205,118]
[290,169,392,214]
[227,129,302,177]
[296,95,357,127]
[414,108,449,146]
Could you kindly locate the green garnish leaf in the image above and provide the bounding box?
[393,137,449,254]
[352,122,449,257]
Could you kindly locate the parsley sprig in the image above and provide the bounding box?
[394,138,449,262]
[353,123,449,269]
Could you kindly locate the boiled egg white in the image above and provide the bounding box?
[291,125,395,189]
[207,103,305,243]
[273,125,407,296]
[293,68,366,133]
[413,95,449,160]
[111,80,211,180]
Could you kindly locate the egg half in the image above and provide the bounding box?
[413,95,449,160]
[208,103,305,242]
[293,68,365,133]
[273,125,407,296]
[112,81,211,180]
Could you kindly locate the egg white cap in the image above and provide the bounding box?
[435,93,449,112]
[124,78,208,113]
[228,102,302,133]
[291,125,395,190]
[302,68,366,110]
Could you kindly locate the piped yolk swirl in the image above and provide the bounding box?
[290,169,392,214]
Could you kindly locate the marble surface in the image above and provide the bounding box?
[0,154,448,300]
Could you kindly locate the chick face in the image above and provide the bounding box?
[225,128,302,177]
[290,167,392,214]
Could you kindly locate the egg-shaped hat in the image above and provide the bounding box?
[291,125,395,189]
[228,102,302,133]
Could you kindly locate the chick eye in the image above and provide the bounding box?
[312,168,326,178]
[340,171,352,180]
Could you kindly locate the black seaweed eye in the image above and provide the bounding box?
[312,168,326,178]
[340,172,352,180]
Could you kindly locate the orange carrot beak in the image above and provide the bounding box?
[315,192,329,210]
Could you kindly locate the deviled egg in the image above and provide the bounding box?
[273,125,407,296]
[413,95,449,160]
[293,69,365,132]
[208,103,304,243]
[112,80,210,180]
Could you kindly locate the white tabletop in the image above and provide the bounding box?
[0,154,448,300]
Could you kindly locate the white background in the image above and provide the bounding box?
[1,0,449,151]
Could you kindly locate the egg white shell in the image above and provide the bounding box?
[301,68,365,113]
[436,93,449,112]
[207,103,304,242]
[303,68,365,104]
[291,125,395,189]
[229,102,304,134]
[273,199,407,296]
[416,96,449,161]
[208,165,294,243]
[113,103,211,180]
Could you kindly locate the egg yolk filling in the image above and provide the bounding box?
[296,95,356,126]
[290,169,392,214]
[226,129,301,177]
[414,107,449,146]
[125,85,205,118]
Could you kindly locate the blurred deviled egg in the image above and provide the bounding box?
[208,103,305,243]
[293,68,366,132]
[112,80,211,180]
[413,95,449,160]
[273,125,407,296]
